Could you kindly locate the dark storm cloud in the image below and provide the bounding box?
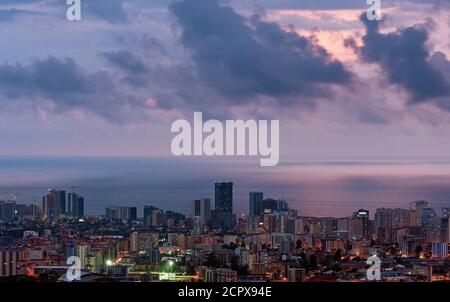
[348,14,450,104]
[102,51,147,74]
[168,0,351,102]
[0,57,141,122]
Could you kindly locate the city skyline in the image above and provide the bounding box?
[2,181,450,222]
[1,185,449,282]
[1,0,450,285]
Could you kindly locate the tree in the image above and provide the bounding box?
[309,254,318,270]
[230,256,240,270]
[230,256,249,276]
[186,265,196,275]
[333,249,342,262]
[206,253,221,268]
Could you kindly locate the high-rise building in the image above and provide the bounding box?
[215,182,233,214]
[261,198,277,214]
[68,193,84,219]
[412,200,428,226]
[194,198,211,225]
[249,192,263,216]
[144,206,156,226]
[440,217,449,243]
[0,249,19,277]
[75,245,89,269]
[130,232,138,253]
[105,206,137,221]
[431,242,448,259]
[42,189,66,220]
[319,217,336,237]
[149,248,161,264]
[121,207,137,221]
[350,209,370,241]
[374,208,393,243]
[210,210,236,232]
[0,201,16,222]
[421,207,440,242]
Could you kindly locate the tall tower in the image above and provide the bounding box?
[249,192,263,216]
[194,198,211,225]
[42,189,66,220]
[215,182,233,214]
[68,192,85,219]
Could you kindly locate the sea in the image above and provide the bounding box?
[0,156,450,218]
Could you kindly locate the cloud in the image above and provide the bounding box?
[226,0,368,10]
[348,14,450,105]
[84,0,129,23]
[102,50,147,74]
[358,108,388,125]
[168,0,352,105]
[0,8,34,22]
[0,57,143,122]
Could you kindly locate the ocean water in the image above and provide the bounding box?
[0,156,450,218]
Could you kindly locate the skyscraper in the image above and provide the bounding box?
[249,192,263,216]
[412,200,428,226]
[350,209,370,240]
[0,201,16,222]
[42,189,66,220]
[105,206,137,221]
[130,231,138,253]
[0,249,19,277]
[215,182,233,214]
[194,198,211,225]
[144,206,156,226]
[68,193,84,219]
[374,208,393,243]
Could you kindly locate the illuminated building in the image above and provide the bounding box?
[0,249,19,277]
[288,268,305,282]
[431,242,448,259]
[130,232,138,253]
[215,182,233,214]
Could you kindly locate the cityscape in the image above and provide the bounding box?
[0,181,449,282]
[1,0,450,295]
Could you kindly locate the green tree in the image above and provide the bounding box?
[309,254,318,270]
[206,253,221,268]
[333,249,342,262]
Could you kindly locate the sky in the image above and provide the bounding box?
[0,0,450,160]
